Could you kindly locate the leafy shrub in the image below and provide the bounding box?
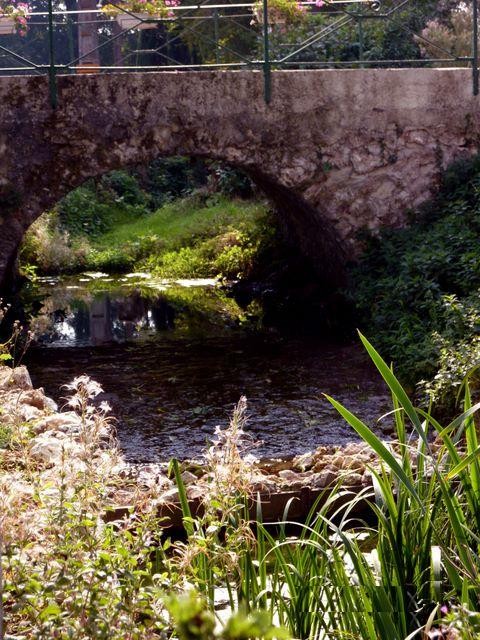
[266,0,441,65]
[100,170,150,207]
[58,182,148,238]
[21,210,89,274]
[143,157,209,207]
[146,245,214,278]
[208,164,254,199]
[351,155,480,409]
[417,1,473,62]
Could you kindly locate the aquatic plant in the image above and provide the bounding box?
[169,334,480,639]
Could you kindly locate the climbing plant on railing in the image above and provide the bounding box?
[251,0,307,27]
[102,0,179,20]
[0,0,30,36]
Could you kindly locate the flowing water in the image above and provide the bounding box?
[22,273,392,462]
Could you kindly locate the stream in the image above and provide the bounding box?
[21,273,392,462]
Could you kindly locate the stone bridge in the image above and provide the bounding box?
[0,67,479,291]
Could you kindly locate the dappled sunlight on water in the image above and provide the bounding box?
[24,274,392,462]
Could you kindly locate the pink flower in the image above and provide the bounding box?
[315,0,325,6]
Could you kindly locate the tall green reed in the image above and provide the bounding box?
[173,333,480,639]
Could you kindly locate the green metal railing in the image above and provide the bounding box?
[0,0,478,107]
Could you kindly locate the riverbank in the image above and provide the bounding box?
[2,362,378,637]
[21,191,273,281]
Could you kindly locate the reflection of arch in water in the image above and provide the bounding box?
[85,291,179,345]
[151,298,176,332]
[90,296,113,345]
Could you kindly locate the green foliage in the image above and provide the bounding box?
[0,302,31,368]
[142,157,209,207]
[20,162,261,278]
[351,155,480,409]
[252,0,307,27]
[91,196,271,280]
[163,336,480,639]
[101,170,150,207]
[267,0,440,65]
[442,605,480,639]
[58,176,148,238]
[165,592,216,640]
[321,334,480,633]
[9,337,480,638]
[0,422,12,448]
[21,210,88,274]
[5,510,168,638]
[166,592,289,640]
[209,164,254,199]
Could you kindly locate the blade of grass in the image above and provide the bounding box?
[358,332,423,435]
[325,394,422,507]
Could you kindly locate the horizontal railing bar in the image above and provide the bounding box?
[0,66,39,70]
[74,62,253,68]
[279,58,473,65]
[10,0,372,16]
[0,58,471,73]
[28,13,254,25]
[0,58,473,74]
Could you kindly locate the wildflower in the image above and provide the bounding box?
[99,401,112,414]
[64,375,103,400]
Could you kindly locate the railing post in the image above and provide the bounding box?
[213,8,220,64]
[358,15,364,68]
[263,0,271,104]
[474,0,479,96]
[47,0,58,108]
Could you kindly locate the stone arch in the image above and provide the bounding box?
[4,152,346,293]
[1,67,479,290]
[0,71,347,291]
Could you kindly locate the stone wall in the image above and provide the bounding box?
[0,68,479,290]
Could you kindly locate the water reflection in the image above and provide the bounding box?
[29,274,237,347]
[23,274,393,462]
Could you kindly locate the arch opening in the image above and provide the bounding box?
[13,156,352,341]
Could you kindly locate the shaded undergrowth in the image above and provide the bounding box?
[351,155,480,412]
